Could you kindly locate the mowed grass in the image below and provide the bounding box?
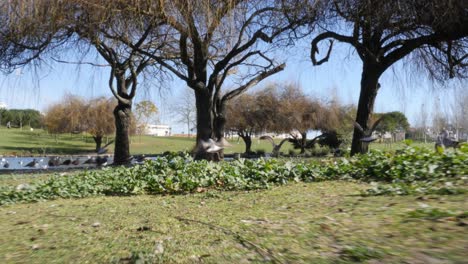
[0,127,295,156]
[0,181,466,263]
[0,127,434,156]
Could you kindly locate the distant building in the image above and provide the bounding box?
[0,102,7,109]
[144,124,172,136]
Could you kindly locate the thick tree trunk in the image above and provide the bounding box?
[194,88,216,160]
[93,136,102,153]
[351,63,382,156]
[240,134,252,154]
[113,102,132,165]
[300,132,307,154]
[213,103,227,160]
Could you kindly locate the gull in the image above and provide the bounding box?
[97,148,108,155]
[259,135,291,156]
[348,115,383,143]
[199,138,231,153]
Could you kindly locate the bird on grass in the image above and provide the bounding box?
[435,130,460,152]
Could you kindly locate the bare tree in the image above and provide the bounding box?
[275,83,337,154]
[171,89,196,137]
[308,0,468,155]
[1,0,168,164]
[134,100,159,138]
[122,0,308,160]
[226,93,258,154]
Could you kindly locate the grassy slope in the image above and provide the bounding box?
[0,181,466,263]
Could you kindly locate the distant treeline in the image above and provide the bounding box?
[0,109,43,128]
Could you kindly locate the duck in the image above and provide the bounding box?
[48,156,61,167]
[96,155,108,166]
[24,158,39,168]
[62,158,72,166]
[135,154,147,163]
[71,158,80,165]
[3,160,9,168]
[84,156,96,164]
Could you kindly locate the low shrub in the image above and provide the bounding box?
[0,144,466,205]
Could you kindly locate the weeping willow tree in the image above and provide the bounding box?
[308,0,468,155]
[0,0,168,164]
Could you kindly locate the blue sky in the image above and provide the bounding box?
[0,42,465,134]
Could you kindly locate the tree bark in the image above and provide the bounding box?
[93,136,102,153]
[113,102,132,165]
[300,132,307,154]
[240,134,252,154]
[213,102,227,159]
[351,62,383,155]
[193,88,216,160]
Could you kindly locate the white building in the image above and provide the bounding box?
[144,124,172,136]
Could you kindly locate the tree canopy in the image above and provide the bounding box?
[44,95,116,152]
[308,0,468,155]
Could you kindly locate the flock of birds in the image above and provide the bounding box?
[0,155,110,169]
[0,139,227,170]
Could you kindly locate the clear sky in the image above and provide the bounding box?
[0,40,465,134]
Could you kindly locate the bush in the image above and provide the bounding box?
[1,145,467,205]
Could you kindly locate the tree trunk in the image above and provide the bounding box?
[113,102,132,165]
[194,88,216,160]
[240,134,252,154]
[300,132,307,154]
[351,63,383,156]
[93,136,102,153]
[213,103,227,160]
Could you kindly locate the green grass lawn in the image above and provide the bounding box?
[0,127,295,156]
[0,180,466,263]
[0,127,434,156]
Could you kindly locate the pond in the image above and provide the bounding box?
[0,155,116,171]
